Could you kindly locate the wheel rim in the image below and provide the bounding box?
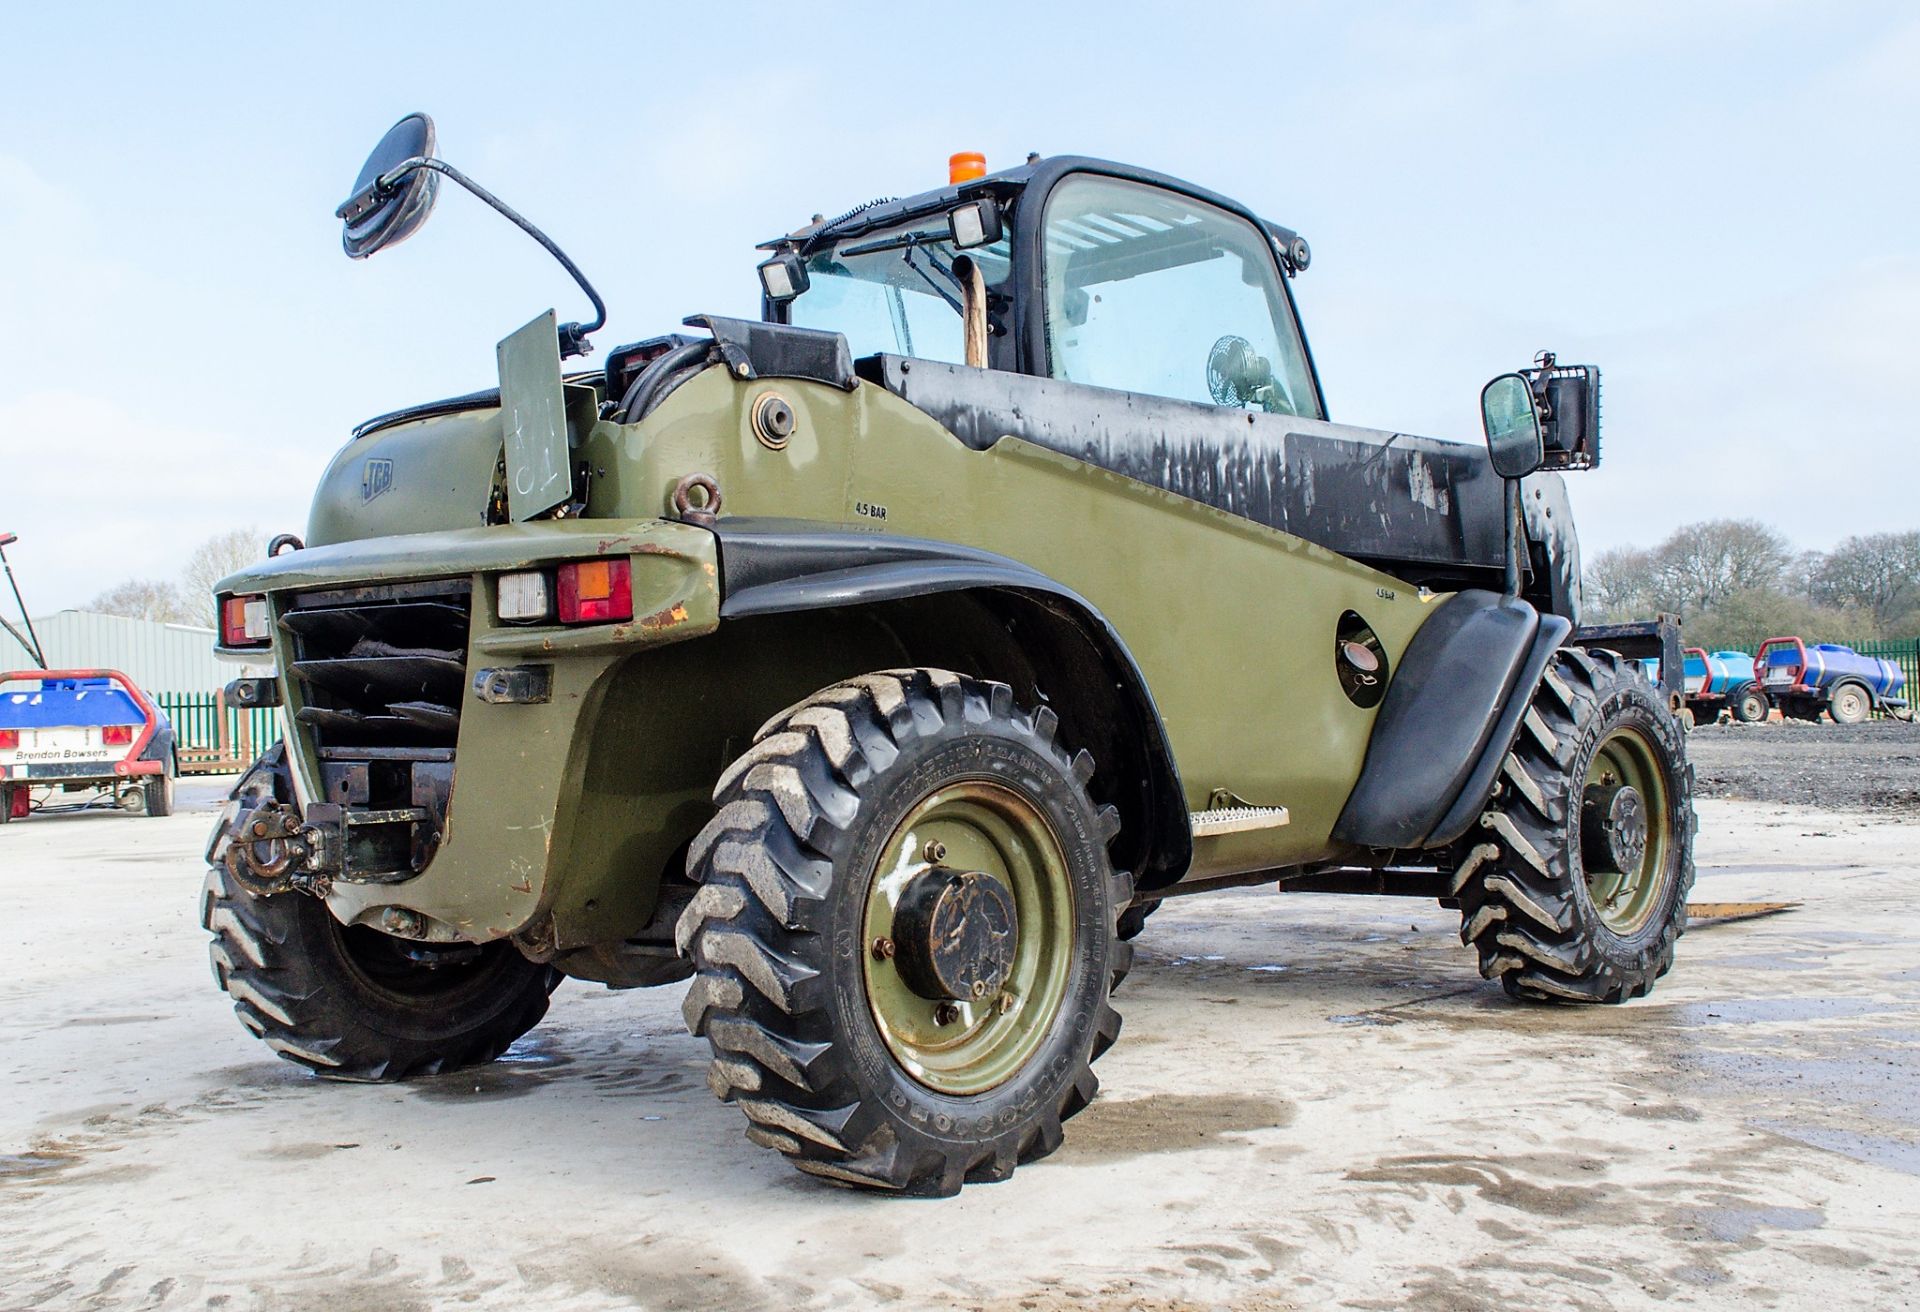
[861,780,1075,1095]
[1835,688,1866,721]
[1580,727,1673,935]
[328,920,497,1003]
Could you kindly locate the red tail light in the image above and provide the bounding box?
[556,559,633,624]
[102,724,134,746]
[221,594,271,647]
[0,729,17,749]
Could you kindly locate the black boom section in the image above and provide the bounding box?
[712,519,1190,884]
[873,356,1512,580]
[1333,590,1570,851]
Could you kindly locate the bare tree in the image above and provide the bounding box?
[1685,587,1876,653]
[88,579,196,626]
[1809,531,1920,629]
[1583,546,1658,621]
[1646,519,1792,618]
[179,528,264,629]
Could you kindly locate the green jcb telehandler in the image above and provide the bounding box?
[204,115,1694,1195]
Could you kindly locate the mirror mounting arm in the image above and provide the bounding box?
[1502,477,1524,599]
[356,156,608,359]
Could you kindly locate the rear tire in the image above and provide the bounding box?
[677,668,1129,1195]
[1828,681,1872,725]
[1731,686,1769,723]
[142,772,174,818]
[202,748,559,1080]
[1453,647,1695,1003]
[201,863,560,1079]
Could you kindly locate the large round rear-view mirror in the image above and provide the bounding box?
[336,113,439,259]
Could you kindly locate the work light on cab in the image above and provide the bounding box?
[220,595,270,647]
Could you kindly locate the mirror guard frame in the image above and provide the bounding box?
[336,155,608,360]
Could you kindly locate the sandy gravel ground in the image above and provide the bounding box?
[2,781,1916,1311]
[1690,718,1920,812]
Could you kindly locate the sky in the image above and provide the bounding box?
[2,2,1916,614]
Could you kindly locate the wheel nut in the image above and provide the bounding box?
[996,992,1016,1015]
[871,937,896,960]
[971,979,989,999]
[933,1002,961,1026]
[923,840,947,863]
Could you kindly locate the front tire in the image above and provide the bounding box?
[1454,647,1695,1003]
[676,669,1129,1195]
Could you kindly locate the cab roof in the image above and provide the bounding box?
[761,155,1309,273]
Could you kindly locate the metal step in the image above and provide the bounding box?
[1190,805,1291,837]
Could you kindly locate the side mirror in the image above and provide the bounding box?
[1481,373,1544,479]
[336,113,440,259]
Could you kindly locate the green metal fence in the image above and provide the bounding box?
[154,691,281,773]
[1856,638,1918,716]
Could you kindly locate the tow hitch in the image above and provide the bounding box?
[219,801,322,896]
[215,797,430,897]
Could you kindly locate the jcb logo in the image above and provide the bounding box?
[362,458,394,502]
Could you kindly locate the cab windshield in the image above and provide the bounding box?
[787,220,1011,365]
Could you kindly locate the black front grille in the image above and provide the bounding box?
[284,581,472,752]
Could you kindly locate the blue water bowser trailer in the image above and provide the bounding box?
[1753,638,1909,725]
[0,669,178,821]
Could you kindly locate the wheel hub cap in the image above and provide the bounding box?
[892,867,1019,1002]
[1582,783,1648,877]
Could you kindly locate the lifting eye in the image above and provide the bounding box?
[1335,611,1389,709]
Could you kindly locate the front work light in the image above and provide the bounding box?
[758,252,809,303]
[947,199,1002,250]
[556,558,633,625]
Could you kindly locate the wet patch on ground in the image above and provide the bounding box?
[1345,1153,1615,1219]
[1059,1092,1294,1162]
[0,1151,78,1182]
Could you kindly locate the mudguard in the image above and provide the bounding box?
[712,520,1191,883]
[1332,591,1571,851]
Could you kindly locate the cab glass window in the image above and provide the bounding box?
[788,222,1011,365]
[1043,175,1320,418]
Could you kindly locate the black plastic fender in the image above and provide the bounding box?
[712,519,1190,885]
[1333,590,1572,851]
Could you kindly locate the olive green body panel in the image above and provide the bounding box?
[306,409,506,547]
[232,363,1454,951]
[220,520,720,944]
[603,367,1440,870]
